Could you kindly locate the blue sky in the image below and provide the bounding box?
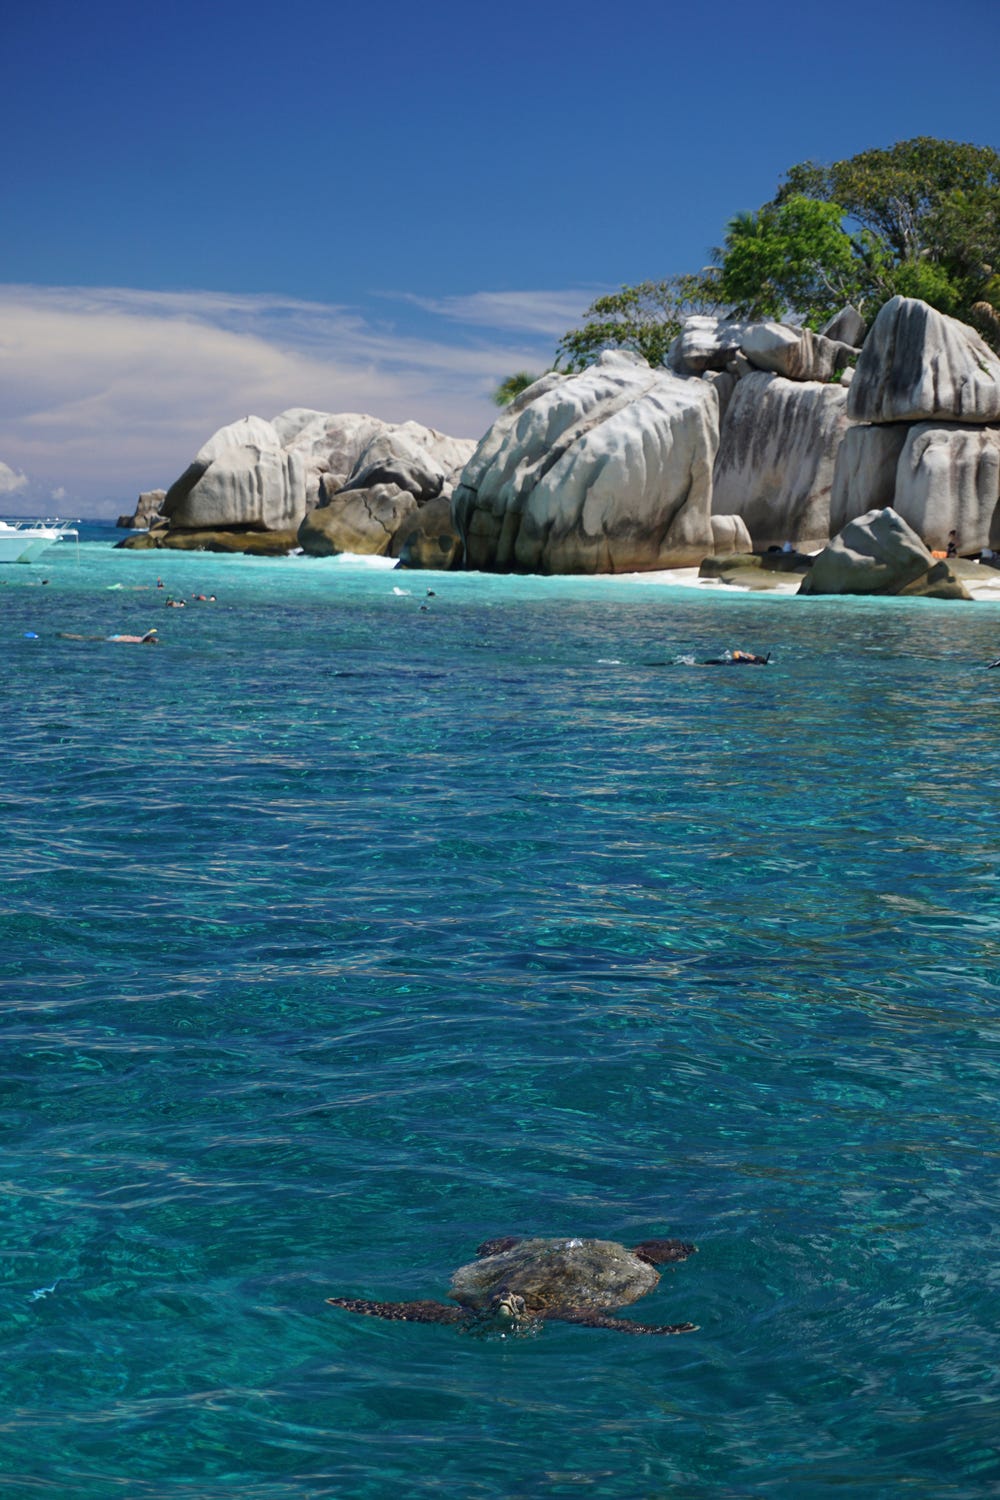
[1,0,998,515]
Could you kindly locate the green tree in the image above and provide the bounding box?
[553,138,1000,368]
[555,276,720,371]
[710,196,869,326]
[779,137,1000,261]
[775,137,1000,333]
[491,371,543,406]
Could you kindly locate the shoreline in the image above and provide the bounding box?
[614,560,1000,603]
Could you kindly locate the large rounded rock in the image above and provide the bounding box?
[165,438,308,530]
[847,296,1000,424]
[274,410,387,506]
[829,424,910,535]
[711,372,848,549]
[162,416,289,528]
[799,506,972,598]
[390,495,462,569]
[820,305,866,346]
[740,323,857,383]
[710,513,753,553]
[117,489,166,529]
[298,483,418,556]
[893,423,1000,553]
[452,350,720,574]
[161,411,476,535]
[342,425,473,503]
[668,316,752,374]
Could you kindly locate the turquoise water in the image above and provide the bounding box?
[3,525,1000,1498]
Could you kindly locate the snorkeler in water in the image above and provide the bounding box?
[700,649,771,666]
[58,629,159,644]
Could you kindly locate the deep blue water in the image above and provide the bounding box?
[3,524,1000,1497]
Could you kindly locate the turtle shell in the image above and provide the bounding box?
[448,1237,659,1315]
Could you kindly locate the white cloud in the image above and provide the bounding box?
[0,460,28,494]
[388,288,602,338]
[0,284,575,516]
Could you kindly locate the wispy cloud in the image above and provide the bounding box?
[0,284,577,514]
[389,288,601,338]
[0,460,28,494]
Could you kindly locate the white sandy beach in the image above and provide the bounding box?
[616,561,1000,602]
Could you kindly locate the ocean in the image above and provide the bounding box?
[3,522,1000,1498]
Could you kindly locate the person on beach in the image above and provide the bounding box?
[947,530,959,557]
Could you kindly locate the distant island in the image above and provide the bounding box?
[120,138,1000,600]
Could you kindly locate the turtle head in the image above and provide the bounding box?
[464,1291,541,1337]
[490,1292,527,1323]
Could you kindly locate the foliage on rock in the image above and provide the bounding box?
[492,372,543,406]
[552,137,1000,367]
[555,277,722,371]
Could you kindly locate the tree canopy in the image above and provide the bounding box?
[555,276,722,372]
[550,137,1000,369]
[491,371,542,406]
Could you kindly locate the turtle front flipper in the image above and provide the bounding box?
[557,1311,698,1335]
[632,1238,696,1265]
[326,1297,466,1325]
[476,1236,522,1258]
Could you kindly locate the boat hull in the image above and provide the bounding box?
[0,521,77,563]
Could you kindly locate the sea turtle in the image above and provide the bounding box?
[326,1234,697,1336]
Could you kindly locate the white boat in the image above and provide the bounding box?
[0,518,79,563]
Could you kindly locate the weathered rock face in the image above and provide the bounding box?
[848,296,1000,424]
[799,506,972,599]
[117,527,298,555]
[667,317,752,374]
[117,489,166,529]
[701,370,736,422]
[341,425,472,503]
[166,435,308,530]
[711,372,849,549]
[298,483,419,556]
[162,411,475,534]
[820,305,866,347]
[892,423,1000,552]
[452,350,720,574]
[669,314,858,383]
[740,323,857,383]
[829,424,910,535]
[390,494,462,569]
[163,416,304,529]
[710,513,753,554]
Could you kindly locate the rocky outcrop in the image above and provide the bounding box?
[739,322,857,383]
[798,507,972,598]
[710,513,753,554]
[340,426,470,503]
[829,424,910,535]
[298,483,419,556]
[161,411,475,536]
[391,494,462,569]
[820,305,866,347]
[667,317,752,374]
[162,416,306,530]
[892,424,1000,553]
[117,527,298,555]
[452,350,720,574]
[848,296,1000,424]
[669,314,858,383]
[711,373,849,549]
[117,489,166,530]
